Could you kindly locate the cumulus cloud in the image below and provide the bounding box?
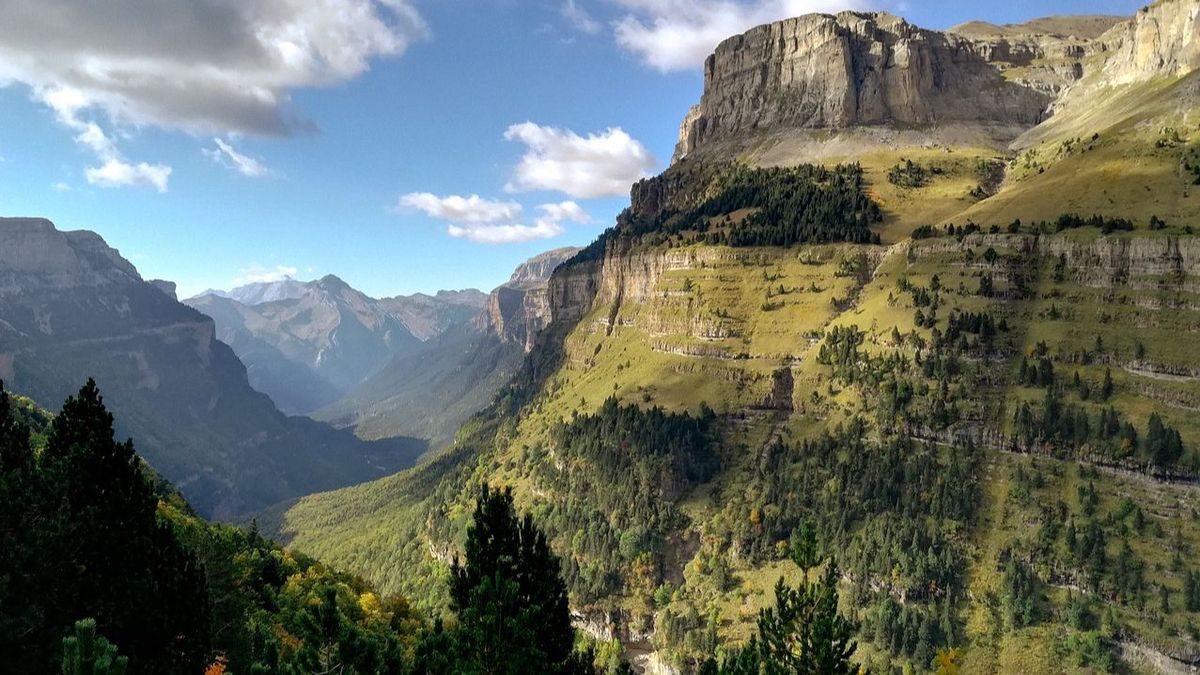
[85,159,172,192]
[503,122,656,199]
[232,264,299,286]
[397,193,523,224]
[445,200,592,245]
[613,0,864,72]
[0,0,427,137]
[562,0,602,34]
[205,138,270,177]
[39,84,172,191]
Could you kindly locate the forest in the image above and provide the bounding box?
[0,381,863,674]
[619,163,883,248]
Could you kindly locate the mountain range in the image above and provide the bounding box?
[185,246,579,449]
[0,217,425,520]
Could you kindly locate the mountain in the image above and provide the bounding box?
[0,218,424,519]
[267,1,1200,673]
[186,278,486,414]
[313,246,580,449]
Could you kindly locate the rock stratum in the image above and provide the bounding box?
[674,0,1200,162]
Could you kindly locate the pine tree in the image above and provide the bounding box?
[447,485,594,675]
[61,619,128,675]
[712,538,857,674]
[37,380,210,672]
[0,381,45,661]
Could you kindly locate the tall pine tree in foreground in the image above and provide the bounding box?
[0,379,211,672]
[432,485,598,675]
[702,527,858,674]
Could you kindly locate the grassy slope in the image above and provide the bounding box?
[272,72,1200,672]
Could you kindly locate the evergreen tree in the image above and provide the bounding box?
[0,382,45,662]
[61,619,128,675]
[447,485,594,675]
[24,380,210,672]
[711,539,857,674]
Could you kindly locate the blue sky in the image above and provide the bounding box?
[0,0,1146,298]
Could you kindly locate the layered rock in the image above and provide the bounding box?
[1095,0,1200,86]
[674,1,1200,163]
[673,11,1052,161]
[484,246,581,351]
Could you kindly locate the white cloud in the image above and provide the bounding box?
[537,200,593,224]
[503,122,656,199]
[205,138,270,177]
[52,182,72,192]
[613,0,865,72]
[398,193,523,224]
[0,0,428,137]
[448,221,566,245]
[445,200,592,245]
[40,84,172,192]
[85,159,172,192]
[232,265,299,285]
[562,0,602,34]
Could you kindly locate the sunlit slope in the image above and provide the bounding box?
[958,73,1200,228]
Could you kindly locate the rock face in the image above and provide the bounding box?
[673,11,1052,161]
[1097,0,1200,85]
[484,246,581,351]
[674,1,1200,163]
[0,218,424,519]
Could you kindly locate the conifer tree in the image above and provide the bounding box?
[447,485,595,675]
[61,619,128,675]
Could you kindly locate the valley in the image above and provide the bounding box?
[4,0,1200,672]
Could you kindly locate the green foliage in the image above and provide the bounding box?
[704,543,857,674]
[0,379,425,674]
[425,485,600,675]
[888,159,935,188]
[61,619,128,675]
[622,163,882,247]
[531,398,718,604]
[0,379,210,672]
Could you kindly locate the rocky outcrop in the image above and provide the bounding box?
[673,11,1052,161]
[1095,0,1200,86]
[672,1,1200,163]
[506,247,582,287]
[484,247,580,351]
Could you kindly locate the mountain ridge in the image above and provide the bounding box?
[0,217,425,519]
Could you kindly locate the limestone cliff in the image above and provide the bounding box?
[673,11,1052,162]
[672,1,1200,163]
[484,246,581,351]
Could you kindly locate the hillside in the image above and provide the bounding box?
[0,218,424,519]
[265,1,1200,673]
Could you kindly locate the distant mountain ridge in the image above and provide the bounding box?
[313,246,580,449]
[185,278,487,413]
[0,217,424,519]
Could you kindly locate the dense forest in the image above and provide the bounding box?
[0,381,867,674]
[620,163,882,248]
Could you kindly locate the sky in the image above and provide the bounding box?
[0,0,1148,299]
